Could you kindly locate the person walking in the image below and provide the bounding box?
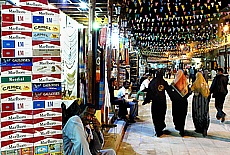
[142,70,169,137]
[210,68,228,122]
[191,72,210,137]
[167,69,191,137]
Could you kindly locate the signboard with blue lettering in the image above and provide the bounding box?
[2,39,32,49]
[32,82,62,92]
[1,58,33,66]
[32,32,60,41]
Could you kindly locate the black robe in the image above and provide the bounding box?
[167,85,191,132]
[144,76,168,134]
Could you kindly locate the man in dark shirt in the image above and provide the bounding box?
[210,68,228,123]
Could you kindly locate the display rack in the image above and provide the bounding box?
[129,51,138,92]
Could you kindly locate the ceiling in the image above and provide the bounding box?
[48,0,110,26]
[48,0,230,58]
[121,0,230,56]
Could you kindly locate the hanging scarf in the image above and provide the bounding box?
[172,69,188,97]
[191,72,210,98]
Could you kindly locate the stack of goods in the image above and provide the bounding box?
[0,0,63,154]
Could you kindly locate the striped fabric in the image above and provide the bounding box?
[192,93,210,132]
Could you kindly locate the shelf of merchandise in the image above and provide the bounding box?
[129,51,139,92]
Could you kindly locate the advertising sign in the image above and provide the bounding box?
[32,65,61,74]
[1,92,32,103]
[1,110,33,122]
[32,74,61,83]
[1,129,34,141]
[32,24,60,32]
[33,108,62,119]
[33,134,62,146]
[2,31,32,40]
[33,100,62,109]
[1,5,33,14]
[20,0,48,7]
[32,83,61,92]
[33,57,61,66]
[2,49,33,58]
[1,82,32,93]
[32,41,60,49]
[2,39,32,49]
[32,48,60,57]
[1,66,32,75]
[33,118,62,128]
[1,120,34,131]
[33,15,59,24]
[32,32,60,41]
[1,76,31,83]
[33,91,62,100]
[1,137,34,151]
[1,13,32,23]
[2,22,32,32]
[1,58,32,66]
[33,126,62,137]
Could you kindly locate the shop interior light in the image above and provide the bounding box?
[79,1,88,9]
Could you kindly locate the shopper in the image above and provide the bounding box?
[167,69,191,137]
[191,72,210,137]
[142,70,169,137]
[210,68,228,123]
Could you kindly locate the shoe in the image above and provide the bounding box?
[221,114,226,123]
[129,119,136,123]
[202,130,207,137]
[134,116,140,120]
[179,130,185,137]
[156,132,163,137]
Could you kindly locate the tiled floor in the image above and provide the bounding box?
[118,81,230,155]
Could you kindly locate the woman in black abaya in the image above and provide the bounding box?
[143,70,169,137]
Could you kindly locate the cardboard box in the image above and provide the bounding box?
[1,120,34,131]
[1,66,32,76]
[2,22,32,32]
[33,108,62,119]
[1,110,33,122]
[1,137,34,151]
[1,128,34,141]
[32,74,61,83]
[33,117,62,128]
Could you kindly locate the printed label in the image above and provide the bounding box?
[1,129,34,141]
[33,127,62,137]
[33,108,62,119]
[1,82,32,93]
[32,48,60,57]
[2,31,32,40]
[32,65,61,74]
[1,76,31,83]
[1,66,32,75]
[32,83,61,92]
[1,110,33,122]
[32,32,60,41]
[32,24,60,32]
[33,15,59,24]
[2,39,32,49]
[2,22,32,32]
[2,49,33,58]
[1,137,34,151]
[1,120,34,131]
[20,0,48,7]
[33,91,62,100]
[2,14,32,23]
[32,74,61,83]
[1,58,33,66]
[32,41,60,49]
[33,118,62,128]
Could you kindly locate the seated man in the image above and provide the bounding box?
[62,106,93,155]
[108,78,128,120]
[85,109,116,155]
[116,82,138,123]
